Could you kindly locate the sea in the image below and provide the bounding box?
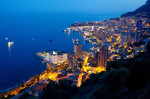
[0,12,119,92]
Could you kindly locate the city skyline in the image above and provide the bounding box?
[1,0,150,98]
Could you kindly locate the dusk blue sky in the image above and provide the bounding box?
[0,0,147,15]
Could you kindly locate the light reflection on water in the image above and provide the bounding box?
[0,13,118,91]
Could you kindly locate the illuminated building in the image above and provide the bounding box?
[96,51,101,67]
[74,43,83,59]
[93,25,99,33]
[134,20,142,42]
[76,58,84,69]
[68,53,75,68]
[97,29,104,39]
[100,45,108,67]
[135,30,141,42]
[121,32,129,45]
[47,51,68,65]
[46,63,51,69]
[136,20,142,31]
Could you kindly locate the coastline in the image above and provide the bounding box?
[0,14,117,93]
[0,14,120,98]
[0,24,96,97]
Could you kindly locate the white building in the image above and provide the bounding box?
[47,51,68,65]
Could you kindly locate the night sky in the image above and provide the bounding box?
[0,0,147,15]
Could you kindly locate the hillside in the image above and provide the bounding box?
[121,0,150,18]
[40,41,150,99]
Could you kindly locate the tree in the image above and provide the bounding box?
[146,40,150,52]
[43,80,77,99]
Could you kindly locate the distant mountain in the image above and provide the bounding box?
[121,0,150,18]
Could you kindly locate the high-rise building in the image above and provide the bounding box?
[136,20,142,31]
[74,43,83,59]
[93,25,99,33]
[68,53,75,68]
[135,30,141,42]
[98,29,104,39]
[121,32,129,45]
[96,51,101,67]
[100,45,108,67]
[134,20,142,42]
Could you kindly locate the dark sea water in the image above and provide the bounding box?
[0,12,119,92]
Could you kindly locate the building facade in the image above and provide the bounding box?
[47,51,68,65]
[68,53,75,68]
[100,45,108,67]
[74,44,83,59]
[121,32,129,45]
[96,51,101,67]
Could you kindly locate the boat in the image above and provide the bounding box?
[66,28,71,32]
[62,30,66,32]
[49,40,52,42]
[72,39,80,43]
[5,38,8,41]
[8,41,14,47]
